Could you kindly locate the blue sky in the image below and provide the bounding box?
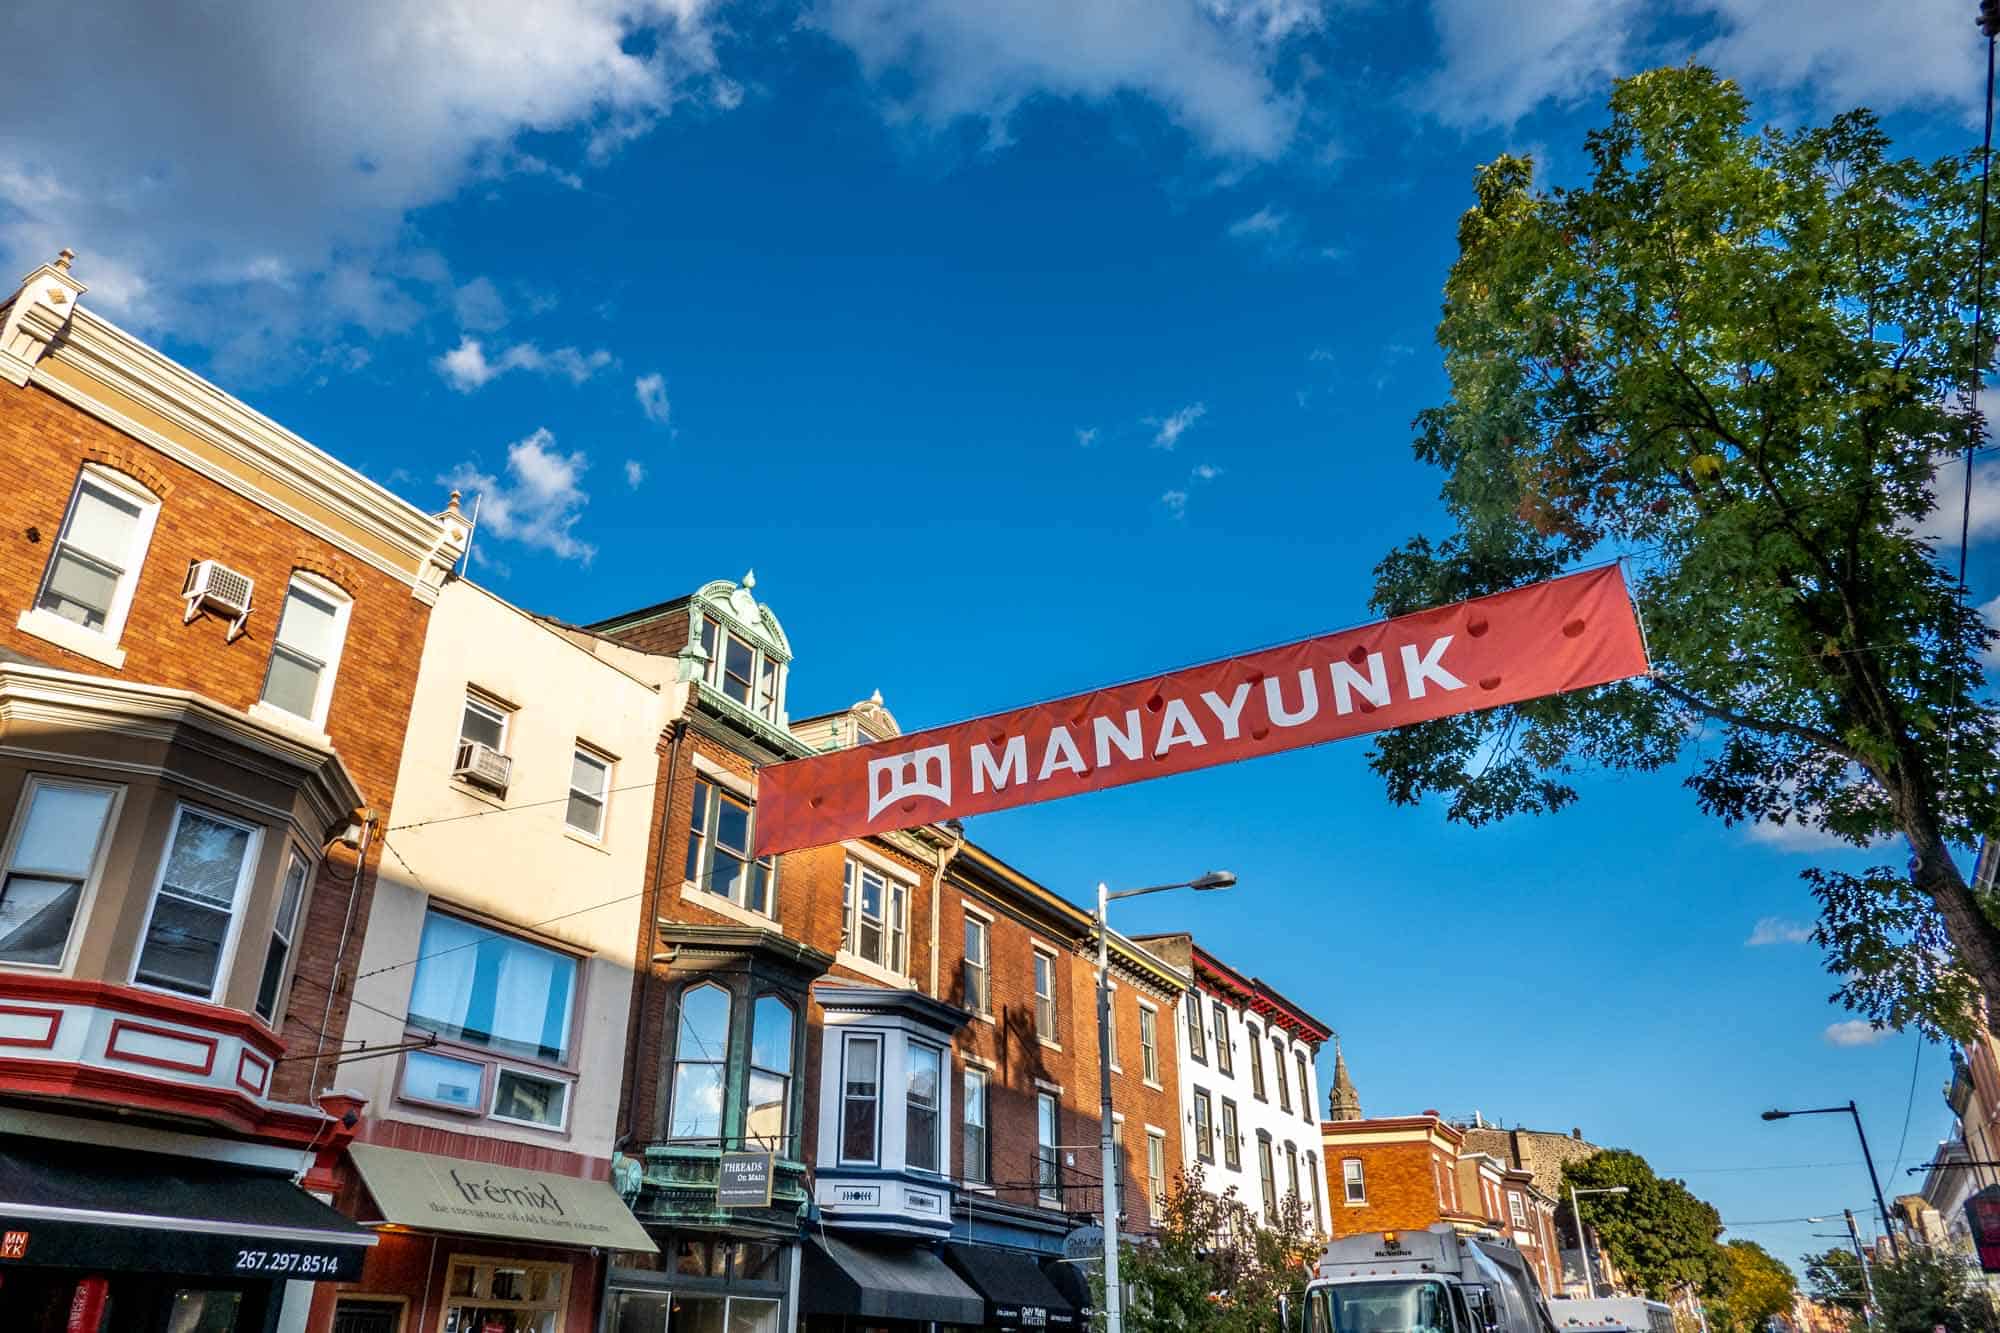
[7,0,1997,1272]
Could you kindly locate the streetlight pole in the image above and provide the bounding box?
[1843,1209,1880,1324]
[1095,870,1236,1333]
[1760,1103,1902,1259]
[1567,1184,1629,1297]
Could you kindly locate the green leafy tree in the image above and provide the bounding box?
[1803,1245,2000,1333]
[1563,1151,1723,1300]
[1709,1239,1797,1333]
[1113,1165,1322,1333]
[1368,63,2000,1037]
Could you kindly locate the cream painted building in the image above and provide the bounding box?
[345,576,680,1163]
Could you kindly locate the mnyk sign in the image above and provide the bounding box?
[758,566,1648,854]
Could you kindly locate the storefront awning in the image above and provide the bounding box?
[802,1234,984,1325]
[348,1142,657,1252]
[943,1242,1081,1331]
[0,1134,374,1281]
[1040,1256,1096,1321]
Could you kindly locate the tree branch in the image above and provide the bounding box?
[1649,675,1866,765]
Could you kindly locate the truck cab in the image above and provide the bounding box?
[1297,1226,1559,1333]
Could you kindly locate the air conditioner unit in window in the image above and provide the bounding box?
[181,559,254,640]
[454,739,512,794]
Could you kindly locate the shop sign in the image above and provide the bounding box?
[757,566,1649,855]
[718,1152,775,1208]
[994,1306,1049,1328]
[347,1143,657,1252]
[66,1277,108,1333]
[0,1230,26,1259]
[0,1218,366,1281]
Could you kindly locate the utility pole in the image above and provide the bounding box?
[1844,1209,1879,1327]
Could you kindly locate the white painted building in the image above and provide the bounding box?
[1132,933,1332,1233]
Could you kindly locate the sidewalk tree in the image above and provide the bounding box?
[1370,62,2000,1038]
[1112,1166,1321,1333]
[1804,1245,2000,1333]
[1562,1150,1723,1300]
[1709,1239,1797,1333]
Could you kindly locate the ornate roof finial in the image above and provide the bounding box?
[53,248,75,273]
[870,688,884,706]
[741,569,756,591]
[446,489,463,514]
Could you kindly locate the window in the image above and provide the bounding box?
[1257,1133,1277,1217]
[963,913,990,1013]
[0,777,116,967]
[1294,1051,1314,1122]
[842,858,906,972]
[1343,1158,1366,1204]
[1509,1192,1528,1229]
[841,1035,881,1163]
[1220,1098,1241,1171]
[1273,1036,1292,1113]
[492,1067,570,1130]
[1212,999,1232,1075]
[407,910,578,1062]
[669,985,731,1140]
[1138,1003,1159,1084]
[1247,1022,1267,1100]
[722,633,756,707]
[908,1041,943,1173]
[963,1068,990,1185]
[260,575,351,726]
[686,779,776,916]
[748,996,794,1150]
[401,1048,485,1112]
[461,694,509,752]
[1286,1141,1301,1204]
[1307,1151,1323,1228]
[1109,1116,1128,1188]
[1033,949,1057,1042]
[1193,1088,1215,1163]
[443,1258,564,1333]
[254,849,309,1022]
[134,805,259,999]
[698,614,786,723]
[1105,991,1119,1069]
[33,467,158,641]
[566,749,609,838]
[1036,1092,1060,1205]
[1185,995,1206,1063]
[1146,1130,1168,1211]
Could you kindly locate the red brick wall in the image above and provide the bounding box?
[1322,1138,1452,1237]
[0,378,433,1103]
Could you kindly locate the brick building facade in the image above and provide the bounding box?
[0,253,465,1332]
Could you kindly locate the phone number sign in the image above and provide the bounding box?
[0,1219,366,1281]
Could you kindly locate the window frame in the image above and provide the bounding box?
[1185,994,1206,1064]
[1036,1091,1061,1206]
[842,856,907,974]
[1220,1097,1241,1171]
[1307,1150,1323,1229]
[1295,1050,1313,1123]
[1137,1001,1160,1085]
[698,613,787,724]
[1193,1087,1215,1164]
[0,774,122,973]
[1256,1132,1277,1217]
[839,1033,883,1166]
[1212,998,1233,1076]
[686,778,777,918]
[963,1067,990,1186]
[962,909,990,1015]
[906,1039,944,1175]
[1285,1141,1301,1205]
[259,572,353,729]
[1272,1034,1292,1113]
[130,800,263,1002]
[460,692,511,754]
[488,1063,574,1133]
[667,981,733,1143]
[1145,1128,1168,1212]
[253,844,312,1025]
[566,745,612,841]
[1343,1157,1366,1204]
[747,994,796,1153]
[1032,947,1058,1044]
[30,464,161,647]
[1508,1191,1528,1230]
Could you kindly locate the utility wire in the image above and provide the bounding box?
[1888,1037,1924,1182]
[1963,17,1998,589]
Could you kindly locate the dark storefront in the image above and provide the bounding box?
[799,1233,982,1333]
[0,1135,373,1332]
[941,1244,1079,1333]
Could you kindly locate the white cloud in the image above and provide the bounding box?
[434,337,613,392]
[636,372,672,425]
[1744,818,1870,855]
[1746,917,1813,947]
[1161,488,1190,518]
[1418,0,1982,133]
[0,1,733,366]
[442,428,597,564]
[813,0,1322,160]
[1192,462,1224,480]
[624,459,646,488]
[1150,401,1207,449]
[1227,205,1288,239]
[1917,455,2000,548]
[1823,1019,1890,1048]
[452,277,510,333]
[1076,426,1099,448]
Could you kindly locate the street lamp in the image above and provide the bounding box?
[1760,1103,1901,1259]
[1568,1185,1629,1297]
[1096,871,1236,1333]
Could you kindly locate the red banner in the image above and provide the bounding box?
[756,566,1648,855]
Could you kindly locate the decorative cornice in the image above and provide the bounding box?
[0,258,84,386]
[813,981,972,1035]
[655,922,836,981]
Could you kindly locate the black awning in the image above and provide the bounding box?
[942,1243,1079,1331]
[802,1234,984,1325]
[1040,1257,1096,1324]
[0,1134,374,1281]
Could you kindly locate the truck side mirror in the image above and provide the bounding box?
[1279,1294,1293,1333]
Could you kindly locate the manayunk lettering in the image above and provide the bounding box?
[868,634,1465,817]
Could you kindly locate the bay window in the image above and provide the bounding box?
[0,777,117,967]
[686,778,775,916]
[841,1036,881,1163]
[134,804,259,999]
[747,996,794,1150]
[842,857,907,973]
[697,614,786,723]
[31,466,159,644]
[253,848,309,1022]
[963,1069,989,1184]
[907,1042,942,1173]
[260,574,351,727]
[670,984,731,1141]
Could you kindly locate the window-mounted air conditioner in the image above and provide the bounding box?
[454,739,513,795]
[182,559,254,640]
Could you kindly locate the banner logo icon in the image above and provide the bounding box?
[868,744,952,819]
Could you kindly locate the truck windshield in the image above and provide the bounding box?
[1323,1282,1459,1333]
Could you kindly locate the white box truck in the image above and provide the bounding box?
[1290,1225,1560,1333]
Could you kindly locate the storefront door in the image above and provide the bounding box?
[439,1255,571,1333]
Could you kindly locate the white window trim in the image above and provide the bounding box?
[565,744,613,844]
[0,774,125,975]
[130,801,263,1003]
[461,692,512,751]
[259,571,353,730]
[488,1063,575,1133]
[1136,998,1161,1089]
[907,1038,946,1177]
[18,465,162,664]
[963,1065,992,1190]
[962,909,992,1018]
[684,779,775,920]
[1035,1090,1061,1207]
[839,1032,883,1167]
[1343,1157,1367,1205]
[841,855,907,977]
[1032,945,1060,1049]
[253,843,313,1026]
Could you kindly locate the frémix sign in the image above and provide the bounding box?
[757,568,1649,854]
[347,1144,657,1253]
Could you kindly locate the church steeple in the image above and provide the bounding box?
[1327,1038,1362,1121]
